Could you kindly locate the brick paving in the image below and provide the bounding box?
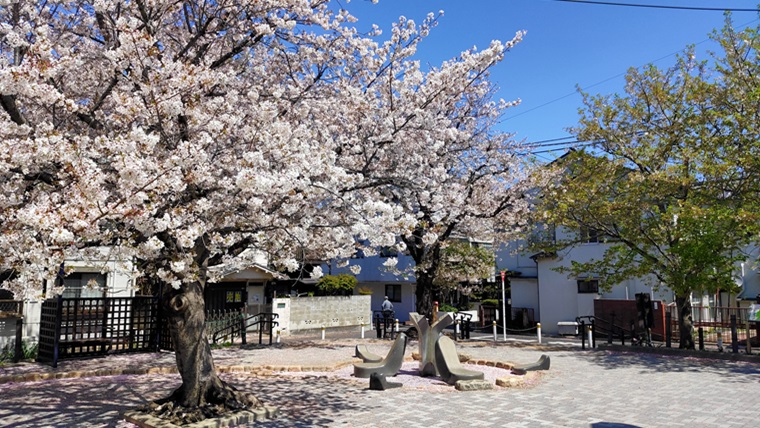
[0,336,759,427]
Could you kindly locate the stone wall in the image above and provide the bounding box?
[272,295,371,335]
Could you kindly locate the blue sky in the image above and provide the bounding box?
[342,0,760,162]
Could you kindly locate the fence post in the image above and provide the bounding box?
[361,322,365,339]
[455,319,460,341]
[665,311,672,348]
[393,319,399,341]
[13,317,23,363]
[746,318,752,355]
[321,325,326,341]
[580,320,586,350]
[731,315,738,354]
[537,322,542,344]
[492,320,497,342]
[53,295,64,368]
[591,319,596,349]
[698,327,704,351]
[608,312,614,344]
[240,312,247,345]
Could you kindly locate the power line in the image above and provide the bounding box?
[503,16,759,123]
[552,0,760,12]
[526,139,584,148]
[524,135,578,145]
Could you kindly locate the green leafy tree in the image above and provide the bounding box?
[433,240,495,307]
[534,19,759,349]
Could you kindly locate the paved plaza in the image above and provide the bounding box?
[0,336,758,428]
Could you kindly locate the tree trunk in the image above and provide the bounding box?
[675,295,695,350]
[153,281,259,423]
[415,271,435,320]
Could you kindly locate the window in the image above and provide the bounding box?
[62,272,107,298]
[385,284,402,302]
[580,227,599,243]
[577,279,599,294]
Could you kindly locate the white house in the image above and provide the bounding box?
[496,227,760,335]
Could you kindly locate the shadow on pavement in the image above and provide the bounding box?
[591,423,642,428]
[0,374,164,427]
[584,350,760,382]
[0,372,370,428]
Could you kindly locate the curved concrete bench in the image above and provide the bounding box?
[353,333,408,378]
[434,335,484,385]
[355,344,383,363]
[511,354,550,375]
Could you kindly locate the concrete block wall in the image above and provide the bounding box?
[272,295,371,335]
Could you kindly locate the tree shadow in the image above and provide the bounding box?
[0,374,167,427]
[591,423,642,428]
[223,373,372,427]
[585,350,760,383]
[0,372,370,427]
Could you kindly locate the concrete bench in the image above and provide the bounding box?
[353,332,407,378]
[434,335,484,385]
[355,344,383,363]
[511,354,550,375]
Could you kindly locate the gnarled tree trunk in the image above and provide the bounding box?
[676,295,695,350]
[153,280,259,423]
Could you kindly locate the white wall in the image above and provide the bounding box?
[510,277,539,321]
[272,295,371,335]
[495,239,538,277]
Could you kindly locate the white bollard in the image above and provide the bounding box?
[276,329,281,344]
[493,320,497,342]
[321,325,326,341]
[537,322,542,344]
[455,319,461,338]
[361,322,365,339]
[587,324,593,348]
[394,319,399,333]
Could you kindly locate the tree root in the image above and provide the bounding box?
[140,383,262,425]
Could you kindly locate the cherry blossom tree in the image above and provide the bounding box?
[0,0,536,417]
[334,17,539,317]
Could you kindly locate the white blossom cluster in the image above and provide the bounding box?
[0,1,544,297]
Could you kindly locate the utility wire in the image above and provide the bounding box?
[504,16,759,123]
[552,0,760,12]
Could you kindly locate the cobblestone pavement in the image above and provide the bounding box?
[0,337,759,428]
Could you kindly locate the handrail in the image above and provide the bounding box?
[211,312,279,345]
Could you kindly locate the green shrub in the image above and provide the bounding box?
[316,274,358,296]
[439,303,458,313]
[481,299,499,307]
[0,340,38,364]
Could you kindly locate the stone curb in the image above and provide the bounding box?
[0,353,529,386]
[0,359,358,385]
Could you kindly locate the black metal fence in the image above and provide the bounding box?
[37,296,279,366]
[584,305,759,353]
[37,296,160,367]
[668,305,757,350]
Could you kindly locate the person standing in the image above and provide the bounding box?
[381,296,394,315]
[381,296,394,338]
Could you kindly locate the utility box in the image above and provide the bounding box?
[557,321,579,336]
